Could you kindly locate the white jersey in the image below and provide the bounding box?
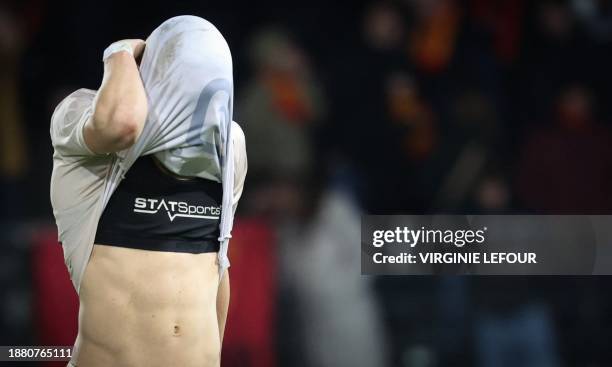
[49,16,246,292]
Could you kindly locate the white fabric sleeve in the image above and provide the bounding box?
[231,121,247,214]
[50,89,96,157]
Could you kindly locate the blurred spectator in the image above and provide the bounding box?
[237,28,327,222]
[386,72,437,161]
[279,175,388,367]
[539,0,576,41]
[473,174,511,211]
[331,1,432,211]
[572,0,612,41]
[468,0,525,65]
[431,90,505,210]
[474,303,560,367]
[408,0,462,74]
[517,0,585,121]
[516,85,612,211]
[238,28,325,182]
[364,0,406,52]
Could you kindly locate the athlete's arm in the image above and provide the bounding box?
[216,271,230,343]
[84,39,148,154]
[216,123,247,343]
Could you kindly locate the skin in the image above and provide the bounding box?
[75,247,229,367]
[84,39,148,154]
[73,39,230,367]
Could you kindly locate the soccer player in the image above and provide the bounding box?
[50,16,246,367]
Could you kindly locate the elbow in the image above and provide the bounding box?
[109,108,141,148]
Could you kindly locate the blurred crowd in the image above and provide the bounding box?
[1,0,612,366]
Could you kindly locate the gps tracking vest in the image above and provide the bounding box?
[95,156,223,254]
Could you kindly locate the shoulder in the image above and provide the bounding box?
[50,88,98,155]
[51,88,97,127]
[53,88,97,113]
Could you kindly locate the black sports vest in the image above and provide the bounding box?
[95,156,222,253]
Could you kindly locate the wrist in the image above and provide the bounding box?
[103,41,134,62]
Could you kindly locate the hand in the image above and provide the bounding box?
[122,39,145,60]
[103,39,145,63]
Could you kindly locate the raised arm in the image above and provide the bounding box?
[84,39,148,154]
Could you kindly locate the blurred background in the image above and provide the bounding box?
[1,0,612,366]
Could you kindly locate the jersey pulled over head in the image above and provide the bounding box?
[139,15,233,182]
[135,15,236,275]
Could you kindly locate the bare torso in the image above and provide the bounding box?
[73,244,224,367]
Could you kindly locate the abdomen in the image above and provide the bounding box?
[75,245,221,367]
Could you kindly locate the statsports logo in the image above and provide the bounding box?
[133,197,220,222]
